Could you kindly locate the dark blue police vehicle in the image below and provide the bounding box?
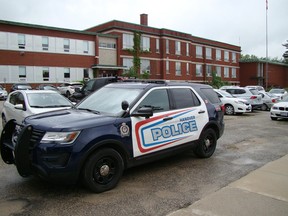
[1,80,224,193]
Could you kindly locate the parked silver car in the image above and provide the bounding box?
[259,92,279,111]
[220,86,262,110]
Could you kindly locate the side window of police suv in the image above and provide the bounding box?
[136,88,200,113]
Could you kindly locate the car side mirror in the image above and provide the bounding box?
[14,104,24,110]
[121,100,129,111]
[131,106,153,119]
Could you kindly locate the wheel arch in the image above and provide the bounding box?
[202,122,221,139]
[78,139,131,175]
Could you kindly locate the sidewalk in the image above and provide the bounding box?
[168,154,288,216]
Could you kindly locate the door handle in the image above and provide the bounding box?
[198,110,205,114]
[163,117,173,121]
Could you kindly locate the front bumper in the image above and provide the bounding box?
[0,120,79,183]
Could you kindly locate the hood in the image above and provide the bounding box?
[24,108,117,131]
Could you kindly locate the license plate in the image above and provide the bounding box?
[280,112,288,117]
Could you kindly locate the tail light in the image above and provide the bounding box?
[250,96,257,99]
[221,104,225,112]
[272,99,276,103]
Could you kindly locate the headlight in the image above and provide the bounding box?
[41,131,80,144]
[272,106,278,110]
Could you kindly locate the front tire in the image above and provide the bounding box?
[194,128,217,158]
[225,104,234,115]
[82,148,124,193]
[2,114,7,128]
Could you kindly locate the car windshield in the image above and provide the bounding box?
[27,93,72,108]
[270,89,284,94]
[218,90,234,98]
[17,85,32,90]
[77,86,142,116]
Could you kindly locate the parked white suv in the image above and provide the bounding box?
[57,82,83,97]
[220,86,263,110]
[214,89,251,115]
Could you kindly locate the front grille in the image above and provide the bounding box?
[279,107,288,111]
[30,128,45,148]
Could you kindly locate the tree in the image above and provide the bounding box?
[209,71,229,88]
[283,40,288,62]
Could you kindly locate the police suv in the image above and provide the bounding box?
[1,80,224,193]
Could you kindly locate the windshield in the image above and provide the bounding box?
[27,93,72,108]
[77,86,142,115]
[270,89,284,94]
[218,90,234,98]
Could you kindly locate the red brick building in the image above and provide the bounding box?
[240,60,288,89]
[0,14,241,89]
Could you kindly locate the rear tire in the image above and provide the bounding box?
[261,104,268,111]
[82,148,124,193]
[194,128,217,158]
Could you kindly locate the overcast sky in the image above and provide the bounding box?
[0,0,287,59]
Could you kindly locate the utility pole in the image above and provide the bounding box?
[265,0,269,90]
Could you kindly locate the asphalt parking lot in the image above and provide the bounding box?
[0,101,288,216]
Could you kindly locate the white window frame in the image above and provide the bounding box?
[186,43,189,56]
[166,39,169,54]
[18,34,25,49]
[176,62,181,76]
[43,67,49,81]
[232,52,236,62]
[196,46,203,58]
[141,36,150,51]
[224,51,229,62]
[196,64,203,77]
[224,67,229,78]
[123,58,133,71]
[19,66,26,78]
[166,60,170,74]
[216,66,221,77]
[206,47,212,59]
[83,41,89,53]
[64,68,70,79]
[140,59,150,74]
[206,65,212,77]
[64,39,70,52]
[156,38,160,53]
[216,49,221,60]
[176,41,181,55]
[186,63,189,75]
[232,68,237,78]
[42,36,49,51]
[123,34,133,49]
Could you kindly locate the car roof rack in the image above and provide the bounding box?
[123,78,168,85]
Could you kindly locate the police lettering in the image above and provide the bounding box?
[151,120,198,141]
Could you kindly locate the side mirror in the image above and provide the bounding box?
[131,106,153,119]
[14,104,24,110]
[121,100,129,111]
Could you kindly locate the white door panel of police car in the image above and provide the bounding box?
[131,87,208,157]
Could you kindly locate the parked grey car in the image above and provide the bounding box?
[259,92,279,111]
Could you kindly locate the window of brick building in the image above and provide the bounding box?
[18,34,25,49]
[64,39,70,52]
[176,41,181,55]
[123,34,133,49]
[42,36,49,51]
[206,47,212,59]
[196,64,203,77]
[196,46,203,58]
[176,62,181,76]
[43,67,49,81]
